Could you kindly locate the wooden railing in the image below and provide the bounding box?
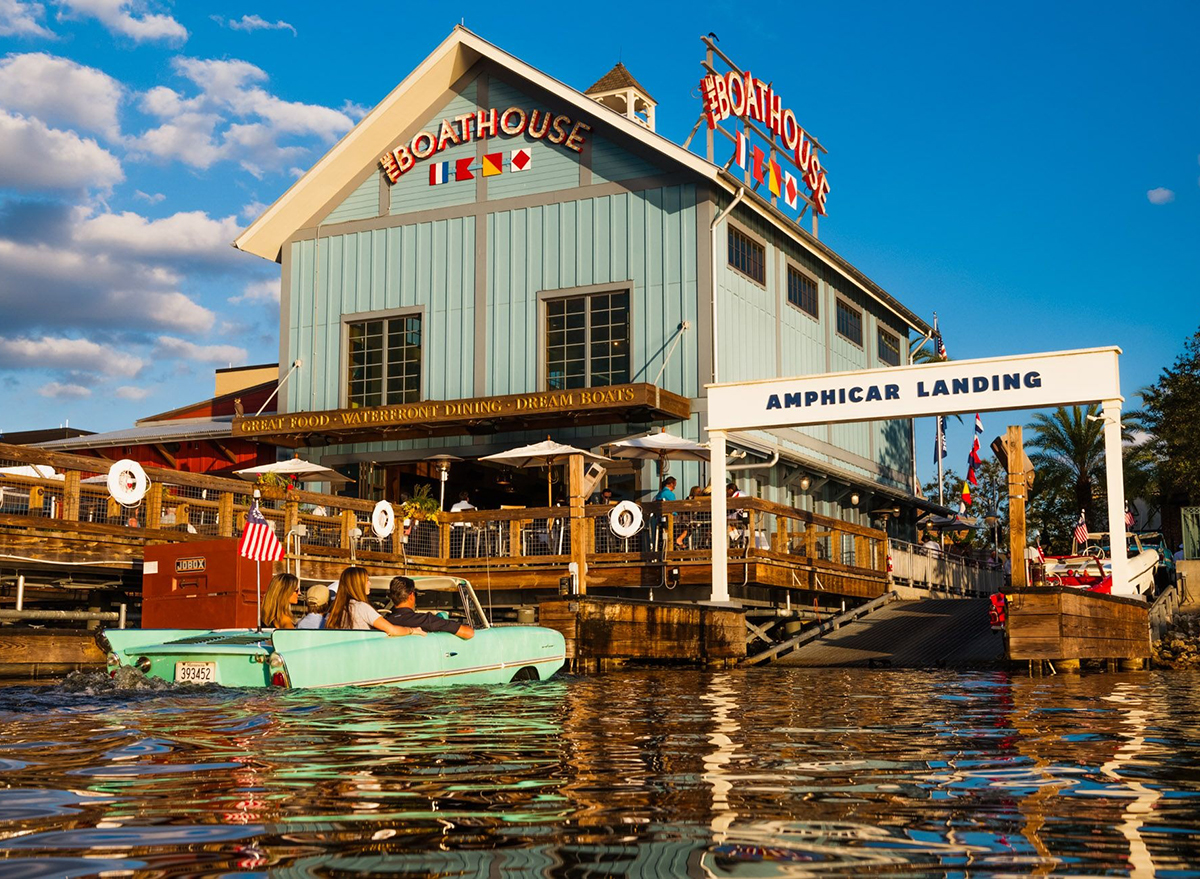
[0,441,890,589]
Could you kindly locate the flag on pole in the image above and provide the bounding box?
[934,415,947,464]
[735,130,748,168]
[933,315,947,360]
[1124,504,1135,528]
[751,145,766,185]
[961,481,972,506]
[239,501,284,562]
[783,171,798,209]
[1072,510,1089,545]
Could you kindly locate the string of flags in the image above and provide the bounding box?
[428,148,532,185]
[961,413,983,509]
[733,130,803,209]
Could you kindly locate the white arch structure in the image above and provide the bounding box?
[706,347,1127,603]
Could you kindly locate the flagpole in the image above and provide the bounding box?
[937,416,945,508]
[253,489,263,632]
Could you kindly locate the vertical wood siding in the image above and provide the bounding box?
[485,184,698,401]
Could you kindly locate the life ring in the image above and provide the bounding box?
[107,459,148,506]
[371,501,395,538]
[609,501,644,539]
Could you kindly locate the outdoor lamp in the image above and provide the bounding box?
[799,476,811,491]
[850,492,860,506]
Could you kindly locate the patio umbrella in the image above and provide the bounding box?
[480,440,610,506]
[235,457,354,485]
[608,431,710,476]
[917,512,979,533]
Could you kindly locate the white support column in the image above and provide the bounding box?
[1102,398,1131,595]
[710,430,729,603]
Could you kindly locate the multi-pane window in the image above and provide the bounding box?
[728,227,765,284]
[787,265,819,318]
[546,291,629,390]
[878,329,901,366]
[835,299,863,347]
[347,314,422,408]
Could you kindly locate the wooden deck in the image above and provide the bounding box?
[1005,587,1151,663]
[0,441,891,608]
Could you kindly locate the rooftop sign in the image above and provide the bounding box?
[707,348,1123,431]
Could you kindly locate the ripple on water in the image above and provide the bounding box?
[0,668,1197,876]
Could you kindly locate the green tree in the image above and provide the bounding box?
[1139,326,1200,505]
[1026,405,1107,525]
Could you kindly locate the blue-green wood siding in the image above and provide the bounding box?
[322,174,379,224]
[286,217,476,413]
[590,134,661,184]
[388,79,479,216]
[486,184,697,400]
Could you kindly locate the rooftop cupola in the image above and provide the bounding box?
[585,62,656,131]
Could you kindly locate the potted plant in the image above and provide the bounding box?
[400,483,440,525]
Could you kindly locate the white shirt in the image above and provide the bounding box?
[450,500,476,512]
[297,612,325,629]
[348,599,380,630]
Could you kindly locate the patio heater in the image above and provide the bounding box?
[425,454,462,510]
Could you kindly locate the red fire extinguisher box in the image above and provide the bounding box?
[142,538,273,629]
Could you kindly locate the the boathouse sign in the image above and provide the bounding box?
[707,348,1123,431]
[232,383,688,441]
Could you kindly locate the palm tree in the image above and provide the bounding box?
[1026,405,1110,525]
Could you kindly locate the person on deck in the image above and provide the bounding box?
[297,584,329,629]
[726,482,748,546]
[449,491,476,557]
[261,572,300,629]
[674,486,705,549]
[385,576,474,639]
[325,566,424,637]
[649,477,677,550]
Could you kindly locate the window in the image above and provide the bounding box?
[835,299,863,347]
[346,313,422,408]
[878,329,901,366]
[728,226,765,284]
[546,291,629,390]
[786,265,819,318]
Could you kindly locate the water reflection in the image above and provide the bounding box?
[0,669,1198,876]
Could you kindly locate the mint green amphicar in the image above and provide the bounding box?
[101,576,567,689]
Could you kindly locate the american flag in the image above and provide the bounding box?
[239,501,284,561]
[1072,510,1089,545]
[1124,504,1135,528]
[934,319,947,360]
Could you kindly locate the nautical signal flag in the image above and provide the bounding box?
[961,481,972,506]
[482,153,504,177]
[1073,510,1089,545]
[510,148,531,172]
[767,159,782,197]
[239,501,283,562]
[735,130,748,168]
[455,157,474,181]
[751,145,765,185]
[783,171,798,209]
[429,161,450,185]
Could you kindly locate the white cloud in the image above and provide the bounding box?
[240,199,266,221]
[1147,187,1175,205]
[0,335,144,376]
[134,189,164,203]
[74,209,242,264]
[229,278,278,304]
[0,110,122,191]
[57,0,186,44]
[130,56,353,173]
[152,335,247,365]
[214,14,296,36]
[114,384,150,400]
[0,0,52,37]
[38,380,91,398]
[0,53,123,138]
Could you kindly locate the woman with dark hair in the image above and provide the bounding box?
[261,572,300,629]
[325,566,423,637]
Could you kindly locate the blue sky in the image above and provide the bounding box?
[0,1,1196,489]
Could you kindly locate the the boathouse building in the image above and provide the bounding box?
[231,27,931,536]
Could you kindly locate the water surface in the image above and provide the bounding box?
[1,668,1198,876]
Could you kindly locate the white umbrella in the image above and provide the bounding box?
[609,432,711,467]
[235,457,354,485]
[480,440,610,506]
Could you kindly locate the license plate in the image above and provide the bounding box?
[175,661,217,684]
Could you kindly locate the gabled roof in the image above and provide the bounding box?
[233,26,714,264]
[586,62,656,103]
[232,26,928,335]
[38,420,235,451]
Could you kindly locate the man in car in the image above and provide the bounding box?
[384,576,474,639]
